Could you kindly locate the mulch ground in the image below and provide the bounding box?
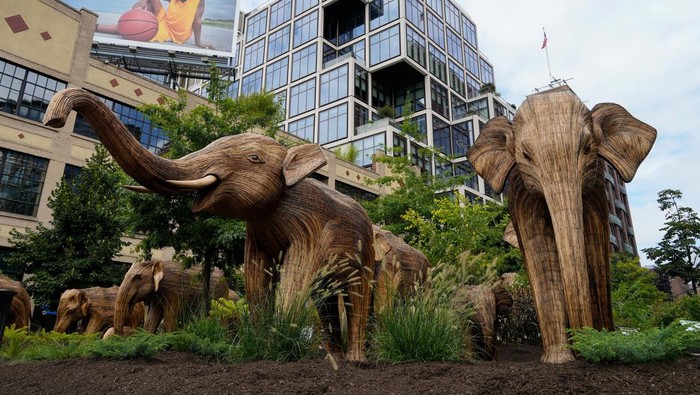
[0,345,698,394]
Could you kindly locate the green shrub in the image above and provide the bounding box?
[88,331,170,359]
[1,327,97,361]
[570,320,700,364]
[496,274,541,345]
[169,316,235,361]
[609,253,667,328]
[649,296,700,328]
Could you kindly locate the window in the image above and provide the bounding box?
[354,104,369,132]
[288,114,315,141]
[335,181,378,201]
[480,59,494,84]
[456,161,477,189]
[426,0,442,16]
[269,0,292,29]
[319,103,348,144]
[393,133,407,156]
[296,0,317,16]
[352,40,366,65]
[246,10,268,41]
[354,66,369,103]
[494,100,509,118]
[369,25,401,66]
[266,57,289,91]
[395,81,425,116]
[445,1,460,32]
[275,90,287,118]
[465,44,480,77]
[466,74,480,99]
[227,79,240,99]
[451,92,466,120]
[426,12,444,48]
[406,27,426,68]
[405,0,425,32]
[320,65,348,106]
[446,29,462,63]
[241,70,263,95]
[410,143,432,174]
[267,25,291,60]
[63,164,82,184]
[293,10,318,48]
[371,79,391,109]
[243,39,266,72]
[370,0,399,31]
[467,97,489,119]
[289,79,316,116]
[462,16,477,48]
[354,133,385,167]
[452,121,473,156]
[430,79,449,118]
[0,148,48,217]
[433,116,450,155]
[0,59,66,122]
[291,44,317,81]
[448,61,465,97]
[428,45,447,82]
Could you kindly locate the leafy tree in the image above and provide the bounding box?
[609,253,667,328]
[128,65,283,303]
[642,189,700,295]
[6,145,130,307]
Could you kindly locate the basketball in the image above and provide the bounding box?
[117,9,158,42]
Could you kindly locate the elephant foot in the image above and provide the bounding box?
[540,348,575,363]
[344,347,366,362]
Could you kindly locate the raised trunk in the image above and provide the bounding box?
[43,88,194,192]
[543,183,594,330]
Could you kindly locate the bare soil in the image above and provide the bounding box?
[0,345,698,394]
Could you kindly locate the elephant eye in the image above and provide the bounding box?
[522,152,533,162]
[247,154,265,163]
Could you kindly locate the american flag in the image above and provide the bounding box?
[541,31,548,49]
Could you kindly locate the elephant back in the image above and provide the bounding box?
[0,275,31,328]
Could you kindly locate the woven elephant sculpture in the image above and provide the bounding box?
[54,286,144,335]
[44,89,375,361]
[0,275,31,329]
[467,86,656,363]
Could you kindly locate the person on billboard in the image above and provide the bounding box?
[96,0,216,49]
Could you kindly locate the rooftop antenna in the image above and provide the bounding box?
[532,27,574,93]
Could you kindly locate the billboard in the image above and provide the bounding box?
[64,0,239,58]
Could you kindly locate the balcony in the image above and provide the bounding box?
[623,243,635,254]
[604,171,615,183]
[355,117,401,136]
[615,199,627,211]
[610,233,618,245]
[609,213,622,227]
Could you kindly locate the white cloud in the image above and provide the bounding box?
[461,0,700,266]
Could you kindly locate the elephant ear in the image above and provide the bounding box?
[591,103,657,182]
[467,117,515,194]
[282,144,328,187]
[79,292,91,317]
[153,260,165,292]
[502,221,519,249]
[374,232,393,262]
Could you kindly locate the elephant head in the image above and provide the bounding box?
[54,289,91,333]
[113,260,165,334]
[467,86,656,361]
[43,89,327,221]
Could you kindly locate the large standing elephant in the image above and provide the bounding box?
[467,86,656,363]
[44,89,375,361]
[0,275,31,329]
[54,286,144,334]
[372,225,430,312]
[113,260,228,334]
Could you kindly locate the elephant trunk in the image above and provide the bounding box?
[43,88,196,193]
[113,286,134,336]
[543,182,595,330]
[53,314,74,333]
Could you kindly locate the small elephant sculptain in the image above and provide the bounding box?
[468,86,656,363]
[0,275,31,329]
[54,286,144,335]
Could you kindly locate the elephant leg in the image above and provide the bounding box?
[317,294,344,358]
[511,181,574,363]
[343,258,372,362]
[162,300,180,332]
[244,230,275,309]
[144,303,164,333]
[84,317,104,335]
[583,182,614,330]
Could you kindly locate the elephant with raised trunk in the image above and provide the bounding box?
[54,286,144,334]
[44,89,375,361]
[113,260,228,334]
[467,86,656,363]
[0,275,31,329]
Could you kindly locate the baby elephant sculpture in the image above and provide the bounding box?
[54,286,144,334]
[372,225,430,312]
[113,260,228,334]
[467,86,656,363]
[0,275,31,329]
[44,89,375,361]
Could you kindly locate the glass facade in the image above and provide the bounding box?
[247,10,268,41]
[244,39,266,72]
[267,25,291,60]
[266,57,288,91]
[370,0,400,31]
[319,103,348,144]
[291,44,317,81]
[0,148,48,217]
[289,78,316,117]
[354,133,385,167]
[426,12,445,48]
[288,114,315,141]
[293,11,318,48]
[319,65,348,106]
[406,27,426,67]
[241,69,264,95]
[369,25,401,66]
[405,0,425,32]
[0,59,66,123]
[269,0,292,29]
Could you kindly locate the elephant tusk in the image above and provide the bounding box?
[166,175,218,190]
[124,185,154,193]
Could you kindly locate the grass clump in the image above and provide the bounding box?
[0,327,97,361]
[88,331,170,359]
[570,320,700,364]
[169,315,235,361]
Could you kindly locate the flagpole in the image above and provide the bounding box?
[543,27,553,82]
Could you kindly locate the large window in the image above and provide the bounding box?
[246,10,267,41]
[426,0,442,16]
[0,59,66,122]
[0,148,48,217]
[354,104,370,131]
[445,1,460,32]
[448,61,465,97]
[430,79,449,119]
[241,70,263,96]
[426,12,444,48]
[480,59,494,84]
[369,26,401,66]
[462,16,477,48]
[296,0,318,16]
[266,57,289,91]
[289,79,316,117]
[452,93,466,120]
[406,27,426,68]
[288,114,315,141]
[319,65,348,106]
[395,81,425,116]
[244,39,266,72]
[433,116,451,155]
[293,11,318,48]
[452,121,473,156]
[269,0,292,29]
[370,0,399,30]
[268,25,291,60]
[352,40,366,65]
[468,97,489,119]
[410,143,432,174]
[319,103,348,144]
[354,66,369,103]
[456,161,477,189]
[428,45,447,82]
[465,44,480,78]
[467,74,480,99]
[446,29,463,63]
[291,44,317,81]
[405,0,425,32]
[354,133,385,167]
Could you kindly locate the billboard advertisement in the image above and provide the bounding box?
[64,0,239,58]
